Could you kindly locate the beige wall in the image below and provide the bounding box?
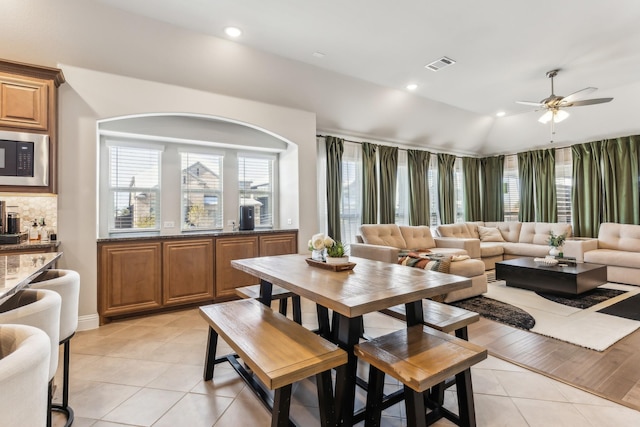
[58,65,317,329]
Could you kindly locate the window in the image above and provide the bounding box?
[108,145,162,231]
[503,154,520,221]
[454,157,464,223]
[238,154,275,228]
[395,150,409,225]
[340,142,362,244]
[555,147,572,224]
[181,152,223,230]
[428,154,438,226]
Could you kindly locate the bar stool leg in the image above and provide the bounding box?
[404,386,428,427]
[364,366,385,427]
[455,368,476,427]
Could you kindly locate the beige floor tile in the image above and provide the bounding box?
[574,402,640,426]
[68,380,141,419]
[212,390,271,427]
[473,355,529,372]
[190,365,247,398]
[147,340,208,365]
[554,380,620,407]
[92,422,142,427]
[153,392,234,427]
[512,397,592,426]
[102,388,184,426]
[474,394,529,427]
[493,369,569,402]
[469,368,509,396]
[145,363,203,392]
[73,355,171,387]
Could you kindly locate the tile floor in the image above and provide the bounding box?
[54,298,640,426]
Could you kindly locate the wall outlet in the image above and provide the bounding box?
[163,221,175,228]
[287,218,292,225]
[227,220,235,226]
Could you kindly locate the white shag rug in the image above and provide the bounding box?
[484,281,640,351]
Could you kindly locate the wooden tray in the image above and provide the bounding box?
[305,258,357,271]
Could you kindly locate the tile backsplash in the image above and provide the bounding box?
[0,193,57,231]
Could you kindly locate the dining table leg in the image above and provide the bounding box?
[333,312,363,427]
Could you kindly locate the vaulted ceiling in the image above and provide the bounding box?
[3,0,640,155]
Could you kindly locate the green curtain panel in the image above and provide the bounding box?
[408,149,431,225]
[517,151,535,222]
[462,157,482,221]
[361,142,378,224]
[572,142,603,237]
[437,153,456,224]
[379,146,398,224]
[481,155,505,221]
[532,149,557,222]
[325,136,344,241]
[601,136,640,224]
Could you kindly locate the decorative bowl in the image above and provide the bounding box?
[534,257,559,266]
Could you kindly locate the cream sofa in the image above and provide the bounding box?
[436,221,573,270]
[581,223,640,286]
[350,224,487,303]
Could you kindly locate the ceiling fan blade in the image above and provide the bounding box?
[562,97,614,107]
[516,100,544,107]
[561,87,597,104]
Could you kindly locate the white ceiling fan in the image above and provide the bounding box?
[516,69,613,141]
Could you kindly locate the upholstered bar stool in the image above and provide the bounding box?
[0,289,61,427]
[31,269,80,427]
[0,324,51,427]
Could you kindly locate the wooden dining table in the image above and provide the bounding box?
[231,253,471,426]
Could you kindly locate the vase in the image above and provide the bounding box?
[311,249,325,262]
[326,256,349,265]
[548,246,560,257]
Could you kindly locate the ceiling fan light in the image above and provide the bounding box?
[554,109,569,123]
[538,110,553,124]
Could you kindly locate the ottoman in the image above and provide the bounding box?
[443,258,487,303]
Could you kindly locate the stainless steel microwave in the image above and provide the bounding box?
[0,130,48,186]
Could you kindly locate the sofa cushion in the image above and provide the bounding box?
[479,242,505,257]
[584,249,640,269]
[360,224,407,248]
[478,226,505,242]
[485,222,522,243]
[436,223,479,239]
[502,242,551,257]
[518,222,572,245]
[597,223,640,251]
[399,225,436,249]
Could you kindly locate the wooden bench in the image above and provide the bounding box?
[355,325,487,427]
[380,299,479,340]
[200,298,347,427]
[235,284,302,324]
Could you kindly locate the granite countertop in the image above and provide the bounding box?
[0,240,61,251]
[97,228,298,243]
[0,252,63,304]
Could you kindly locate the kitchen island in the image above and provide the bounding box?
[0,252,63,305]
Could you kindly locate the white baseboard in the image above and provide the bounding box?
[78,313,100,331]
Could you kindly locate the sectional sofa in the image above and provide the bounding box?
[350,224,487,303]
[436,221,573,270]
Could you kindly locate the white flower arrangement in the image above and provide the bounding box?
[308,233,335,251]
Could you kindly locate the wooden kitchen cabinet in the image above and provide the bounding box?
[259,232,297,256]
[98,241,162,323]
[162,239,214,306]
[215,235,259,299]
[0,59,65,193]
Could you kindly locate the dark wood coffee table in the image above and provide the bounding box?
[495,257,607,295]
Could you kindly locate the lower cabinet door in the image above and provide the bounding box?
[215,236,259,299]
[162,239,214,305]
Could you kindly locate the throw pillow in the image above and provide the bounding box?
[478,226,505,242]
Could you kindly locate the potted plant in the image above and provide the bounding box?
[547,231,566,257]
[325,240,349,264]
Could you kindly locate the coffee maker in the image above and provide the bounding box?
[0,202,27,243]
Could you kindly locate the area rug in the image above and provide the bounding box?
[452,296,535,330]
[598,293,640,321]
[467,281,640,351]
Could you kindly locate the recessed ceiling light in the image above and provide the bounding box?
[312,52,325,58]
[224,27,242,38]
[496,111,506,117]
[406,84,418,91]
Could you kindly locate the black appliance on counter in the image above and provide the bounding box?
[239,205,255,231]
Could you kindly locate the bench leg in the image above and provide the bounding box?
[203,326,218,380]
[455,368,476,427]
[278,298,288,316]
[272,384,292,427]
[455,326,469,341]
[364,365,385,427]
[292,295,302,324]
[404,386,428,427]
[316,371,336,427]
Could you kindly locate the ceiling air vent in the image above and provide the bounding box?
[425,56,456,72]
